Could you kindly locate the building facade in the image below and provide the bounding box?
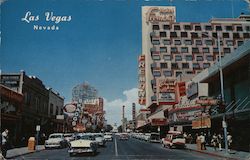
[139,6,250,126]
[72,82,98,103]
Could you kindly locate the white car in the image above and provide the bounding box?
[68,134,98,156]
[64,133,74,142]
[162,131,186,149]
[45,133,67,149]
[93,133,106,146]
[104,133,113,141]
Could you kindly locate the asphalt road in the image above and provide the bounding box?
[16,136,222,160]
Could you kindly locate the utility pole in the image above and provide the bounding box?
[122,105,125,132]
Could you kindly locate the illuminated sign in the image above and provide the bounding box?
[157,78,177,104]
[146,7,176,24]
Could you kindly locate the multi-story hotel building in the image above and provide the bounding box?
[138,6,250,130]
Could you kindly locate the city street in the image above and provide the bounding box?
[15,136,220,160]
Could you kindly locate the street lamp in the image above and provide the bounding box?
[194,31,228,154]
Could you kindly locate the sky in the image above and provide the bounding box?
[0,0,249,125]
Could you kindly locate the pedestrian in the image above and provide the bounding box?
[1,129,9,158]
[218,134,222,151]
[187,134,193,144]
[211,133,218,151]
[200,132,206,150]
[227,132,232,151]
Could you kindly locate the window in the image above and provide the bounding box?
[50,103,53,115]
[163,55,172,61]
[223,32,230,38]
[186,71,193,74]
[206,55,213,61]
[184,25,192,30]
[163,39,171,45]
[215,26,222,31]
[212,32,217,38]
[181,32,188,37]
[236,26,243,31]
[233,33,240,39]
[205,40,213,45]
[238,41,244,46]
[203,63,210,68]
[213,48,219,53]
[174,25,181,30]
[175,55,182,61]
[205,25,212,31]
[171,63,179,69]
[243,33,250,38]
[160,63,168,68]
[176,71,182,77]
[202,32,209,38]
[196,56,203,61]
[160,47,167,53]
[153,25,160,30]
[163,70,172,77]
[181,47,188,53]
[160,32,167,37]
[192,47,199,53]
[153,70,161,77]
[163,25,170,30]
[196,40,202,45]
[170,32,177,38]
[184,39,192,45]
[185,55,193,61]
[174,40,181,45]
[152,40,160,45]
[226,26,233,31]
[56,106,59,115]
[193,63,200,69]
[171,47,178,53]
[202,47,209,53]
[224,48,231,54]
[152,55,160,60]
[182,63,189,69]
[245,26,250,31]
[191,32,199,38]
[195,25,202,31]
[226,40,234,46]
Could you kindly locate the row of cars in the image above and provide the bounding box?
[44,132,113,156]
[131,131,186,149]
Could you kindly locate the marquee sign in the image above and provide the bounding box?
[157,78,177,104]
[146,6,176,24]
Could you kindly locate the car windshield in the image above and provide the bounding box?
[64,134,72,138]
[173,135,184,139]
[49,135,62,139]
[76,135,95,140]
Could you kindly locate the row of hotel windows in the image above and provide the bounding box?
[152,24,250,32]
[152,65,207,77]
[151,46,234,54]
[151,62,211,70]
[151,54,215,62]
[151,31,250,39]
[151,38,246,46]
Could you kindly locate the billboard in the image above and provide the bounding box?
[157,78,177,105]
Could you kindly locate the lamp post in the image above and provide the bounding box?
[195,31,228,154]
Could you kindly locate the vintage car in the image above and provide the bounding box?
[149,133,160,143]
[93,133,106,146]
[161,131,186,149]
[45,133,68,149]
[119,133,129,140]
[104,133,113,141]
[64,133,74,143]
[68,134,98,156]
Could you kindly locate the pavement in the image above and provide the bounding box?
[1,145,45,159]
[1,140,250,159]
[186,144,250,160]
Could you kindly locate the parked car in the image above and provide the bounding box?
[119,133,129,140]
[149,133,160,143]
[93,133,106,146]
[161,131,186,149]
[64,133,74,143]
[104,133,113,141]
[68,134,98,156]
[45,133,68,149]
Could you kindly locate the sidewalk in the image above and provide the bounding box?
[186,144,250,160]
[3,145,45,159]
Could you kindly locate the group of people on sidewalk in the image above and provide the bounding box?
[194,132,233,151]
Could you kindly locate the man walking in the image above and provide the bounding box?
[200,133,206,150]
[1,129,9,158]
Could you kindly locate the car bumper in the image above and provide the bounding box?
[68,148,94,153]
[45,144,61,148]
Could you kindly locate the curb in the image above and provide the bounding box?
[6,148,45,159]
[187,148,239,160]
